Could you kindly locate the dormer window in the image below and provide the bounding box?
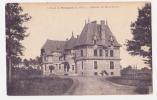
[110,36,114,45]
[94,40,96,44]
[110,50,114,57]
[93,35,97,44]
[93,35,97,40]
[110,36,113,41]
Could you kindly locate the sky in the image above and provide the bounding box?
[20,2,149,69]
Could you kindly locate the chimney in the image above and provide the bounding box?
[88,18,90,23]
[100,20,105,25]
[100,20,105,30]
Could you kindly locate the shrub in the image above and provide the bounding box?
[135,82,149,94]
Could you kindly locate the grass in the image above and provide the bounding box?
[8,76,73,95]
[106,76,152,86]
[106,76,152,94]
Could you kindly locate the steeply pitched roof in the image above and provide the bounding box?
[64,33,77,50]
[104,25,121,47]
[41,20,121,54]
[41,39,65,54]
[75,20,121,47]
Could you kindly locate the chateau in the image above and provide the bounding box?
[41,20,121,76]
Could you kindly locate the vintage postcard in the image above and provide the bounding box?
[5,2,152,95]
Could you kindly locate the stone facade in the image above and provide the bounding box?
[41,20,121,76]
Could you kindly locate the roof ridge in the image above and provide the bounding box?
[46,39,65,42]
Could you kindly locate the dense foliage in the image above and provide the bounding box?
[6,3,31,84]
[126,3,152,67]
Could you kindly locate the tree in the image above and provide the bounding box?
[12,57,22,67]
[6,3,31,85]
[36,56,42,70]
[126,3,152,68]
[29,58,34,65]
[23,59,29,67]
[36,56,42,65]
[121,65,133,75]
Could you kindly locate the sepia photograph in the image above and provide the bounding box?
[5,2,152,95]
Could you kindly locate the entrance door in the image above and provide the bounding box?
[63,62,70,75]
[49,65,55,73]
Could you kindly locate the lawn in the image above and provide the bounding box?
[8,76,73,95]
[106,76,152,94]
[106,76,152,86]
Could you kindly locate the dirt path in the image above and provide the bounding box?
[65,76,137,95]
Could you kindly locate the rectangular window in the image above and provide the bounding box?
[45,64,46,71]
[110,50,114,57]
[82,61,83,70]
[59,64,61,70]
[99,49,103,56]
[59,56,61,61]
[94,61,98,69]
[105,50,108,57]
[72,65,74,70]
[63,55,66,60]
[94,49,97,56]
[111,72,114,75]
[110,61,114,69]
[81,50,83,56]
